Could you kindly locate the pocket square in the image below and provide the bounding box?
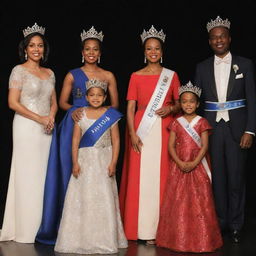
[235,73,243,79]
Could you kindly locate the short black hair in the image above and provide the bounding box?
[81,38,102,52]
[179,91,200,102]
[208,26,231,39]
[85,87,106,96]
[18,32,50,64]
[142,37,165,54]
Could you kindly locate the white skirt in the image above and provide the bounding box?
[138,117,161,239]
[0,114,51,243]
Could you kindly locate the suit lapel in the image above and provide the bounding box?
[208,57,218,99]
[227,54,236,98]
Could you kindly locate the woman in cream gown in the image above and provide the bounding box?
[0,24,57,243]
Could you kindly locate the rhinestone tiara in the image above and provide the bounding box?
[23,23,45,37]
[179,81,202,97]
[206,16,231,32]
[80,26,104,42]
[140,25,166,44]
[86,78,108,92]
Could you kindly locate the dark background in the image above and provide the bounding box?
[0,0,256,226]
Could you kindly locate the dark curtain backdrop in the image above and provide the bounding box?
[1,0,256,225]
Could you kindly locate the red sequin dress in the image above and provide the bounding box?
[156,117,223,253]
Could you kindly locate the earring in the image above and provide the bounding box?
[160,57,163,63]
[144,56,147,63]
[82,56,84,63]
[25,52,27,60]
[98,56,100,64]
[41,55,44,60]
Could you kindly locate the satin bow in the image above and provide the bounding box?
[215,56,230,65]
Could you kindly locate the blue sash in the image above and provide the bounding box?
[79,107,123,148]
[205,99,246,111]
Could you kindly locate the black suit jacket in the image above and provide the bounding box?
[195,54,256,142]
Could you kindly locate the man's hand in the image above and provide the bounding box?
[240,133,253,149]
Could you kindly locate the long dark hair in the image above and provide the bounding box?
[18,32,50,64]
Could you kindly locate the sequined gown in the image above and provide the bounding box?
[0,65,55,243]
[55,110,128,254]
[156,117,223,252]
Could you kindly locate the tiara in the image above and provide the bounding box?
[86,78,108,92]
[23,23,45,37]
[140,25,166,44]
[80,26,104,42]
[206,16,231,32]
[179,81,202,97]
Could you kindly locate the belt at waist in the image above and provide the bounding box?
[205,99,246,111]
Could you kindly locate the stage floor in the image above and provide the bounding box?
[0,217,255,256]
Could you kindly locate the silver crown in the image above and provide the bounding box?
[23,23,45,37]
[86,78,108,92]
[206,16,231,32]
[140,25,166,44]
[80,26,104,42]
[179,81,202,97]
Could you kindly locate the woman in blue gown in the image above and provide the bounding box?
[36,26,119,244]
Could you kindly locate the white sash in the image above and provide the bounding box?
[177,116,212,182]
[136,68,174,142]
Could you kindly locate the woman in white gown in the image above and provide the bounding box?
[0,23,57,243]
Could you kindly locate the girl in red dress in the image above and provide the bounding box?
[156,81,223,252]
[119,26,180,244]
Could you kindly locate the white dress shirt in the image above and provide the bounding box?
[214,52,231,122]
[214,52,254,136]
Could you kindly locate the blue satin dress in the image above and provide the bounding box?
[36,68,89,244]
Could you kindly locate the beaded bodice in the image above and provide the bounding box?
[9,65,55,116]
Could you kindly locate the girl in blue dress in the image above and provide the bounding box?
[36,26,119,244]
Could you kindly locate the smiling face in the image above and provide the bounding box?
[209,26,231,58]
[25,35,44,62]
[144,38,163,63]
[180,92,199,115]
[86,87,106,108]
[82,39,101,64]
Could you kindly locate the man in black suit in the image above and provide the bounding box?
[195,16,256,243]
